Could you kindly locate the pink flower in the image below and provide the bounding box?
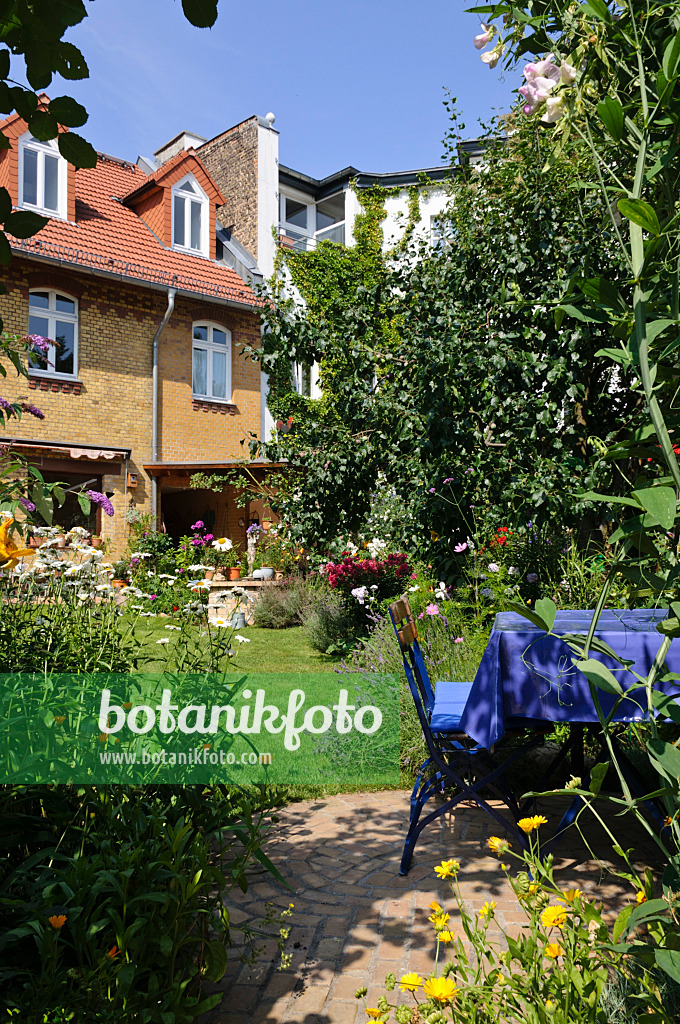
[454,543,468,553]
[426,603,439,616]
[473,23,493,49]
[418,612,424,620]
[454,637,464,644]
[410,573,417,580]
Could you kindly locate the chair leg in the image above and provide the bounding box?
[401,760,457,875]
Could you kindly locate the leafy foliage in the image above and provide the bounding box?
[252,116,643,575]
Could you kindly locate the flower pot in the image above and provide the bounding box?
[261,566,274,580]
[91,536,103,549]
[56,535,66,549]
[275,571,284,581]
[252,569,263,580]
[227,567,241,581]
[231,610,247,629]
[262,520,272,532]
[204,568,215,580]
[28,537,43,549]
[111,579,127,589]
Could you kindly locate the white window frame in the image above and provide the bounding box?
[293,360,320,399]
[314,192,345,244]
[192,321,232,402]
[171,174,209,257]
[27,289,78,379]
[18,133,67,220]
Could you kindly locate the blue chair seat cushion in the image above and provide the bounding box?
[429,680,474,733]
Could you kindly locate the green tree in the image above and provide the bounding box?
[253,115,643,571]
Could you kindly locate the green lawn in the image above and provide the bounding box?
[130,617,342,674]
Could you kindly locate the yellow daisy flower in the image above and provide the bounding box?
[428,901,442,912]
[365,1009,383,1019]
[544,943,564,959]
[518,815,548,833]
[429,911,450,930]
[541,906,568,930]
[48,914,67,929]
[635,890,647,905]
[488,836,510,855]
[398,973,424,993]
[423,977,459,1004]
[479,901,496,919]
[560,889,581,904]
[434,859,460,879]
[437,930,454,944]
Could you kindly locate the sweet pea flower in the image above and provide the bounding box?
[473,23,493,49]
[454,542,468,553]
[480,43,505,69]
[542,94,566,123]
[560,60,577,84]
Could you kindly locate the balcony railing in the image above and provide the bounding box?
[278,222,345,251]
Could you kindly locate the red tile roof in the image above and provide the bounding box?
[8,151,261,308]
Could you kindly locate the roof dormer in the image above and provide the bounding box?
[122,150,225,261]
[0,100,76,223]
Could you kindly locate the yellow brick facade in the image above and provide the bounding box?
[0,257,263,556]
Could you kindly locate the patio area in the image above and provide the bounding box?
[205,791,662,1024]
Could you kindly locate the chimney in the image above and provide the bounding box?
[154,130,207,167]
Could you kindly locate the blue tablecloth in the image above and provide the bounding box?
[459,610,680,749]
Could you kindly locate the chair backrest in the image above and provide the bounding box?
[388,596,436,716]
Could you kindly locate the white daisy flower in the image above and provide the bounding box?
[234,635,251,643]
[156,638,170,644]
[164,625,181,631]
[212,618,230,627]
[212,537,233,551]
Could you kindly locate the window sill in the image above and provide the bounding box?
[192,396,237,415]
[20,203,67,221]
[28,374,82,395]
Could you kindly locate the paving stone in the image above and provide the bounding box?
[201,791,662,1024]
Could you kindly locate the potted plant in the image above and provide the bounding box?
[212,537,242,580]
[111,560,129,588]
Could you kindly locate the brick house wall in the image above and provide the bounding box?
[0,258,262,554]
[198,117,259,258]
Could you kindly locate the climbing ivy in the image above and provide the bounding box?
[251,115,642,566]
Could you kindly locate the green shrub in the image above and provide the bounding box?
[303,586,357,655]
[252,578,312,628]
[0,785,289,1023]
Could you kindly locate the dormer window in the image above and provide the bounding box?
[172,175,208,256]
[19,134,67,219]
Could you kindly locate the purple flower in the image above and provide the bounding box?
[191,536,203,547]
[19,496,36,512]
[428,487,436,493]
[86,489,114,517]
[20,402,44,420]
[0,397,15,415]
[443,477,454,484]
[204,533,214,543]
[24,334,56,354]
[191,520,204,530]
[454,542,468,553]
[526,573,538,583]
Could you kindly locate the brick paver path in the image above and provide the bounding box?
[204,791,661,1024]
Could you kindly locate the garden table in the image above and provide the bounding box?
[459,609,680,750]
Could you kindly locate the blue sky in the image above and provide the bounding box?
[59,0,512,178]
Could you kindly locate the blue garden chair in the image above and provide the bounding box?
[389,597,543,874]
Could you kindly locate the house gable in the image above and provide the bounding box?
[122,149,225,259]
